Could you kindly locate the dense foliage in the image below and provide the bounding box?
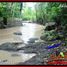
[0,2,23,18]
[0,2,23,27]
[0,2,67,28]
[35,2,67,26]
[22,7,36,21]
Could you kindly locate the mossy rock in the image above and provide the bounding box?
[45,25,56,31]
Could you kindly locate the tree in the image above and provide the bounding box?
[35,2,67,26]
[0,3,12,26]
[22,5,36,21]
[0,2,23,28]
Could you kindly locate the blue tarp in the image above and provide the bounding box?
[46,42,63,49]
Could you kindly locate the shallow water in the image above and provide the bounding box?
[0,23,44,44]
[0,23,45,65]
[21,23,44,43]
[0,50,36,65]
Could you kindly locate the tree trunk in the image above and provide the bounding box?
[20,3,23,13]
[3,17,7,25]
[55,16,61,32]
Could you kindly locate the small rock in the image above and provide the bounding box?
[29,38,38,41]
[40,36,46,40]
[27,40,35,43]
[11,54,20,57]
[14,32,22,35]
[0,43,19,51]
[2,60,7,62]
